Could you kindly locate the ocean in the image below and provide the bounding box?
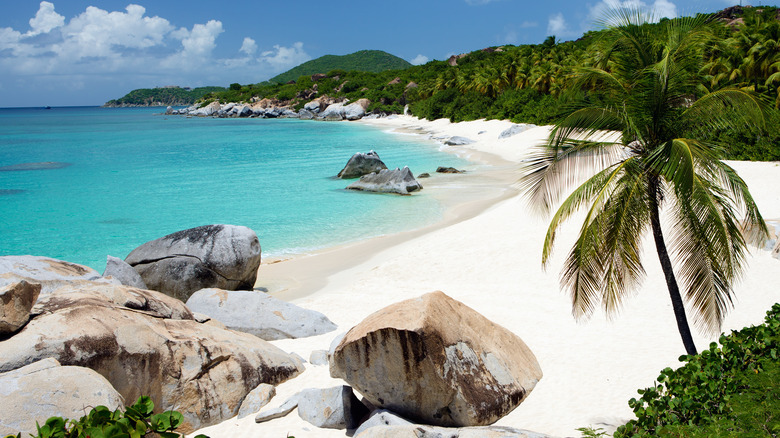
[0,107,469,272]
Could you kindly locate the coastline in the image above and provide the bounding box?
[196,116,780,437]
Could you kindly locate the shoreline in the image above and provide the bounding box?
[196,116,780,437]
[256,117,525,301]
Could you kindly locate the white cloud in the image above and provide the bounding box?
[240,37,257,56]
[0,3,315,105]
[410,54,429,65]
[27,1,65,36]
[547,13,568,36]
[259,42,310,70]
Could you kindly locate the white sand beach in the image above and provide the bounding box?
[193,116,780,438]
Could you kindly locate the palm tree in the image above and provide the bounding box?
[520,9,769,355]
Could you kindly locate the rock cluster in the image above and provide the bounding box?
[168,97,379,121]
[250,291,545,436]
[0,256,304,435]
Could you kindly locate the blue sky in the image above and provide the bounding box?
[0,0,766,107]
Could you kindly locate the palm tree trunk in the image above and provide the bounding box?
[648,178,698,356]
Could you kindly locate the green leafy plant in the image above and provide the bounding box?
[3,396,209,438]
[614,303,780,437]
[577,426,608,437]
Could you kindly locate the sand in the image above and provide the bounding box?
[192,116,780,438]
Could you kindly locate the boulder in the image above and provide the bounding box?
[344,102,367,120]
[0,255,113,294]
[444,136,475,146]
[498,124,536,139]
[237,105,253,117]
[309,349,329,366]
[125,224,262,301]
[0,282,303,433]
[354,424,552,438]
[298,108,315,120]
[298,386,370,429]
[417,173,431,178]
[320,103,346,120]
[0,281,41,335]
[436,167,464,174]
[346,167,422,195]
[353,410,413,437]
[165,106,173,115]
[330,291,542,427]
[337,151,388,179]
[0,358,125,437]
[191,101,221,117]
[103,255,147,289]
[255,394,300,423]
[185,288,337,340]
[237,383,276,419]
[304,100,322,113]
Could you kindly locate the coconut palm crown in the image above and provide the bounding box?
[520,9,769,355]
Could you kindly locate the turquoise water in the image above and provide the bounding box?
[0,107,467,271]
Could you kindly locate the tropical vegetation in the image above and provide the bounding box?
[1,395,206,438]
[194,5,780,161]
[267,50,412,84]
[614,303,780,437]
[104,87,225,107]
[518,8,769,356]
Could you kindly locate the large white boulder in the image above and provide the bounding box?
[330,291,542,427]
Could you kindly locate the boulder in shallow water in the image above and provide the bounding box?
[185,288,337,340]
[338,150,388,179]
[0,280,41,335]
[125,224,261,301]
[102,255,147,289]
[436,166,464,174]
[0,358,125,438]
[346,167,422,195]
[330,291,542,427]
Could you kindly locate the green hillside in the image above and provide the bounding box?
[104,86,226,107]
[268,50,412,84]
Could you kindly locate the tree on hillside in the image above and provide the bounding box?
[520,9,769,355]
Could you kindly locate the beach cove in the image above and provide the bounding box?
[189,115,780,437]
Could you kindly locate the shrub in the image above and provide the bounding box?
[2,395,208,438]
[614,303,780,437]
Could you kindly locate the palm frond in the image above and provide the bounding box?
[682,88,769,135]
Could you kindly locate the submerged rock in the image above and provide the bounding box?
[436,166,464,174]
[0,162,72,171]
[330,291,542,427]
[346,167,422,195]
[337,150,388,179]
[125,224,261,301]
